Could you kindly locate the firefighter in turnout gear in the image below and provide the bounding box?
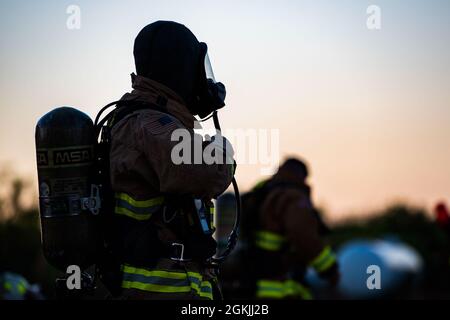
[242,158,339,299]
[105,21,235,300]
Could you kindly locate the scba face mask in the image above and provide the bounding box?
[193,43,227,119]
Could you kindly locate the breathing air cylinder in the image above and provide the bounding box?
[35,107,100,272]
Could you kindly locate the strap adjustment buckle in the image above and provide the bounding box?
[170,243,192,262]
[81,184,101,215]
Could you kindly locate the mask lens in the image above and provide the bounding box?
[204,53,216,82]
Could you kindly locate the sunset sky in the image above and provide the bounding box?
[1,0,449,221]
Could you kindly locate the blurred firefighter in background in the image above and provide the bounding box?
[0,272,44,300]
[222,158,339,299]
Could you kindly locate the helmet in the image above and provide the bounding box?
[133,20,226,118]
[278,158,309,182]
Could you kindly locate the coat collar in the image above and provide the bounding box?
[121,74,198,129]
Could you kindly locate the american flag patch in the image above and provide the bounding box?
[144,114,178,135]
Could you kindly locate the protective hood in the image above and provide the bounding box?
[134,21,201,110]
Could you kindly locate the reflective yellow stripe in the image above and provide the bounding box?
[17,282,27,295]
[122,281,191,293]
[284,280,313,300]
[122,265,213,299]
[115,193,164,207]
[114,207,152,220]
[187,271,202,282]
[209,206,215,229]
[257,231,284,243]
[255,231,286,251]
[316,254,336,273]
[310,246,337,273]
[123,266,188,279]
[189,278,213,299]
[253,180,267,190]
[256,279,312,300]
[257,280,283,292]
[4,282,12,291]
[257,288,284,298]
[115,193,164,220]
[255,240,281,251]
